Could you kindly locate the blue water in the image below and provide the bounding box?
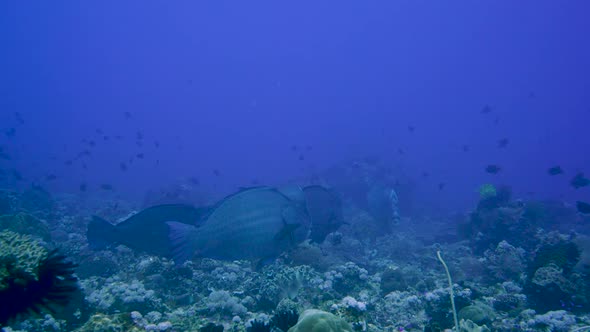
[1,1,589,331]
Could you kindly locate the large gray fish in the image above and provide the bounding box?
[303,185,344,243]
[167,186,310,263]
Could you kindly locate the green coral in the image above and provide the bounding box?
[458,319,491,332]
[288,309,352,332]
[478,184,497,199]
[0,230,48,290]
[73,313,139,332]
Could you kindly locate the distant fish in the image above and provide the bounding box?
[87,204,204,256]
[438,183,446,190]
[136,153,144,159]
[79,183,87,192]
[571,173,590,189]
[485,165,501,174]
[497,138,509,148]
[481,105,492,114]
[103,136,109,141]
[397,148,404,155]
[298,154,305,161]
[547,166,563,176]
[189,177,200,186]
[14,112,24,125]
[408,125,415,133]
[76,150,91,158]
[154,141,160,148]
[462,145,470,152]
[45,174,57,181]
[64,160,73,166]
[421,171,430,178]
[303,185,344,243]
[213,169,221,177]
[95,128,103,135]
[577,201,590,214]
[5,128,16,137]
[100,184,114,191]
[120,163,128,171]
[290,145,298,152]
[136,131,143,140]
[124,111,132,119]
[88,140,96,147]
[167,187,310,263]
[0,151,10,160]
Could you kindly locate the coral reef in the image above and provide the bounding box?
[287,309,352,332]
[0,231,78,326]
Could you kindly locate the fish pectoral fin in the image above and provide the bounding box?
[274,222,301,243]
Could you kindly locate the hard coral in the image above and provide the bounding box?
[287,309,352,332]
[0,231,78,325]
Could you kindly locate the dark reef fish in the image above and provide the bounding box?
[14,112,24,125]
[87,204,203,256]
[547,166,563,176]
[303,185,344,243]
[577,201,590,214]
[100,184,114,191]
[497,138,509,148]
[485,165,501,174]
[5,128,16,138]
[570,173,590,189]
[167,187,310,263]
[45,174,57,181]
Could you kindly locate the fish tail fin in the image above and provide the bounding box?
[87,216,117,250]
[167,221,197,264]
